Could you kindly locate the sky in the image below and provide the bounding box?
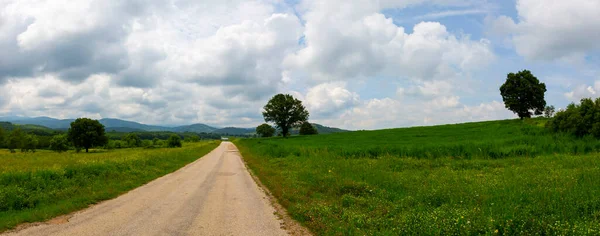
[0,0,599,130]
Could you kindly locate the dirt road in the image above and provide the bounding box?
[6,142,288,236]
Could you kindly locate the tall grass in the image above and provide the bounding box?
[0,141,219,232]
[235,119,600,235]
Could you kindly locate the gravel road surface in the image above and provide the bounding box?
[5,142,288,236]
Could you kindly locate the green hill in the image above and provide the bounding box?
[0,122,59,136]
[235,118,600,235]
[289,123,348,135]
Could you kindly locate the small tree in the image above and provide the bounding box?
[123,133,142,147]
[256,123,275,138]
[167,134,182,148]
[544,105,556,118]
[7,128,25,153]
[49,134,70,153]
[500,70,547,119]
[22,134,38,153]
[152,138,160,145]
[262,94,309,137]
[67,118,109,153]
[142,140,153,147]
[299,122,318,135]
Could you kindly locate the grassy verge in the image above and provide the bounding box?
[0,141,219,232]
[235,119,600,234]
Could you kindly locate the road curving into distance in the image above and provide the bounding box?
[5,142,288,236]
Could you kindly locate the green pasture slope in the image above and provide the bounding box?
[235,119,600,235]
[0,141,220,232]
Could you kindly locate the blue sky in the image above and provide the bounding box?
[0,0,598,129]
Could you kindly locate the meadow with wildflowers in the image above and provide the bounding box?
[235,119,600,235]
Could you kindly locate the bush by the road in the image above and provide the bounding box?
[167,134,182,148]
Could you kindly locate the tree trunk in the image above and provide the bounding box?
[282,126,289,138]
[86,148,89,153]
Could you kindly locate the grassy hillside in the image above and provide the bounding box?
[0,141,220,232]
[235,119,600,235]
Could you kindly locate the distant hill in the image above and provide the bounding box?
[212,127,256,135]
[0,121,60,136]
[172,124,217,133]
[0,116,217,133]
[99,118,172,132]
[312,123,348,134]
[288,123,348,135]
[0,116,348,135]
[5,116,75,129]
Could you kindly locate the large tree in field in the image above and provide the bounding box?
[500,70,547,119]
[262,94,309,137]
[68,118,108,153]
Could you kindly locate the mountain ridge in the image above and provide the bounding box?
[0,116,348,134]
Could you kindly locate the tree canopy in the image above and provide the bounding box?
[500,70,547,119]
[299,122,318,135]
[262,94,309,137]
[256,123,276,138]
[123,133,142,147]
[7,128,24,152]
[67,118,109,153]
[50,134,70,153]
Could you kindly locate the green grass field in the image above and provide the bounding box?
[235,119,600,235]
[0,141,219,232]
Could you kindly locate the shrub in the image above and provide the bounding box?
[299,122,318,135]
[49,134,70,153]
[122,133,142,147]
[547,98,600,138]
[184,134,200,142]
[256,123,275,137]
[142,140,153,147]
[167,134,182,148]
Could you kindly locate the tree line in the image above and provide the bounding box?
[0,118,223,153]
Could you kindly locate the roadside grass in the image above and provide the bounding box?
[0,141,219,232]
[235,119,600,235]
